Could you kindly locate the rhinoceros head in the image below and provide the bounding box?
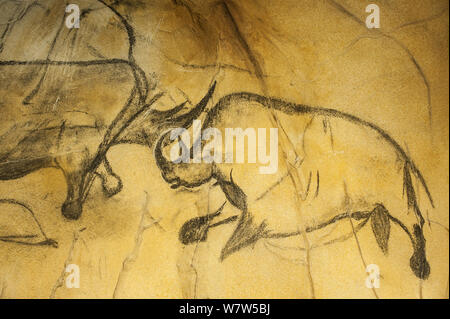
[154,82,216,189]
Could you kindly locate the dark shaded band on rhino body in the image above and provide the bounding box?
[0,156,54,180]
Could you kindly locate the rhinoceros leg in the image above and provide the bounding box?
[95,158,123,198]
[55,152,123,220]
[54,151,91,220]
[60,169,84,220]
[215,170,268,261]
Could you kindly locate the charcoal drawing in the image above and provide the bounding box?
[0,0,448,299]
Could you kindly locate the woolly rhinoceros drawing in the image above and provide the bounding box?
[155,90,434,280]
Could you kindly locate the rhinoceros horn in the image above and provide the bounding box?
[154,82,217,187]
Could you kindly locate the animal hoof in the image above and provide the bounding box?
[102,174,123,198]
[410,251,430,279]
[61,200,82,220]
